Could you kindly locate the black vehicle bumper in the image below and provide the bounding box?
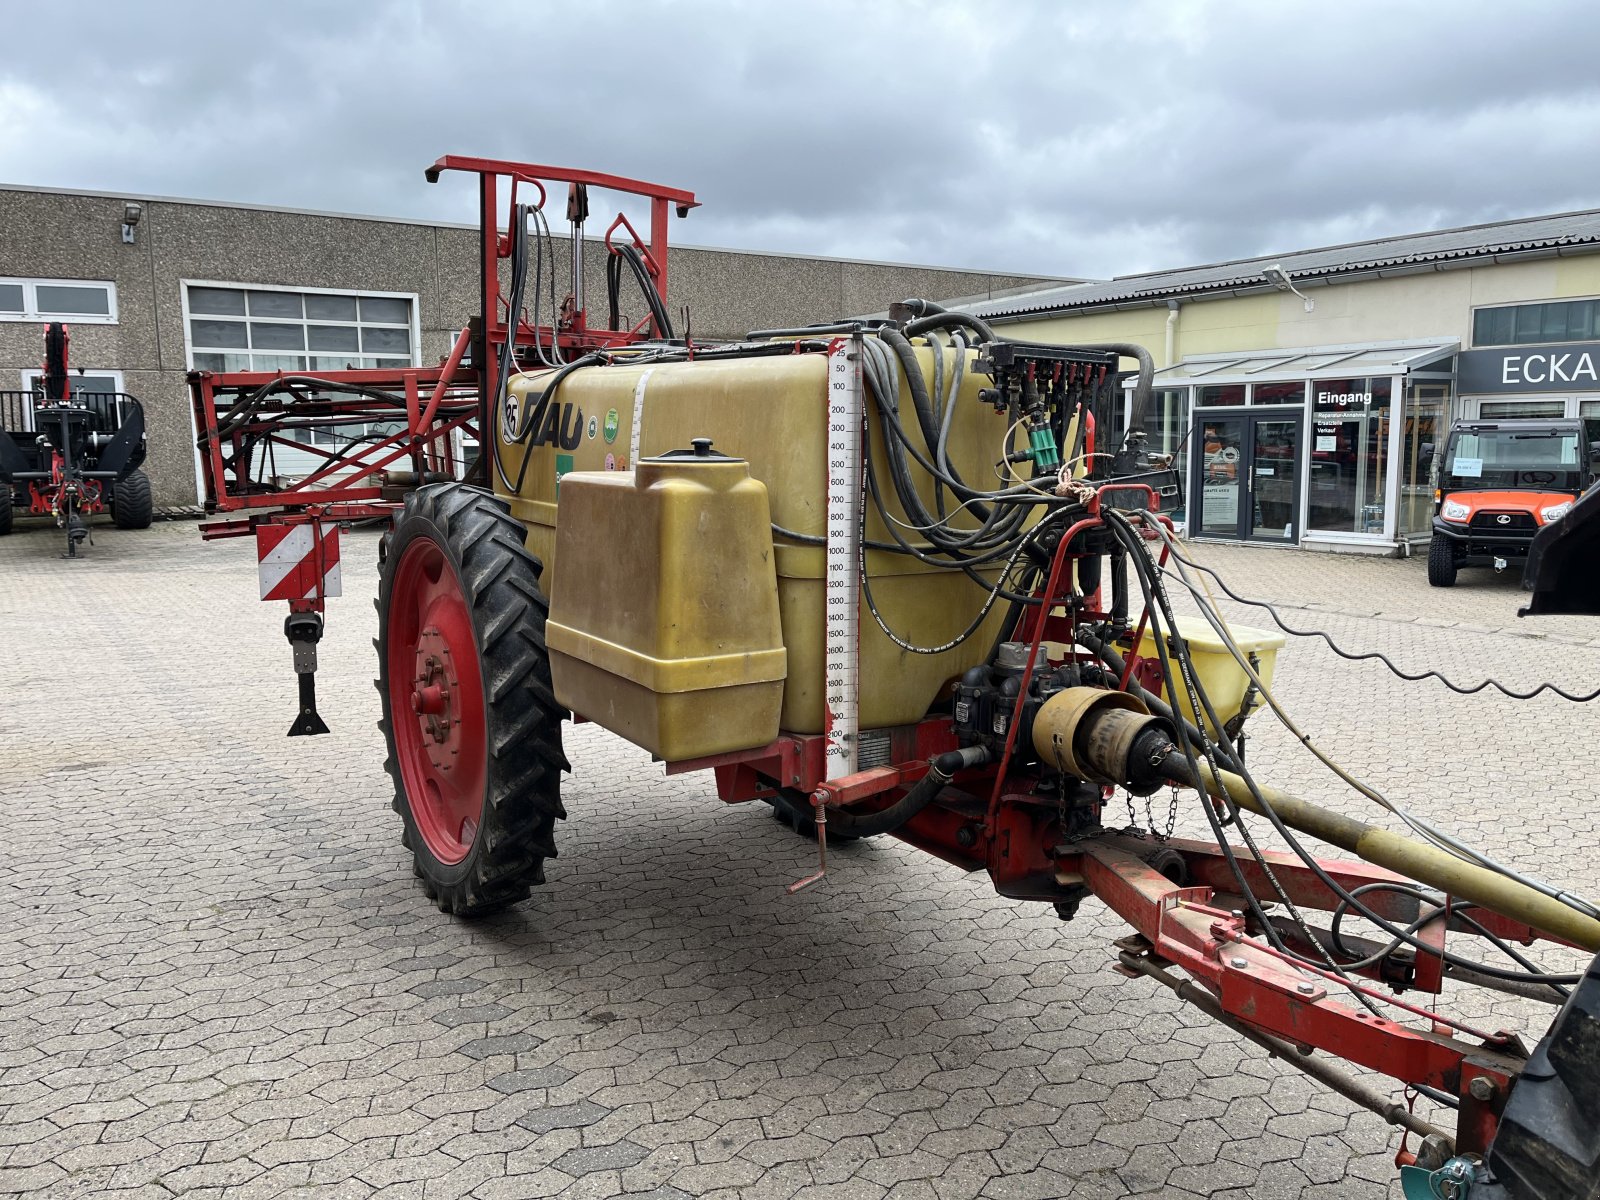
[1432,519,1536,565]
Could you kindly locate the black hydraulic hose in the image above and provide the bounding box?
[606,250,627,333]
[903,310,998,344]
[491,205,541,490]
[1110,545,1129,626]
[897,298,946,317]
[1103,515,1293,957]
[877,327,947,476]
[604,245,674,339]
[620,245,674,340]
[1078,342,1154,441]
[1129,514,1591,985]
[1174,552,1600,704]
[746,321,865,339]
[863,336,1029,533]
[827,746,990,837]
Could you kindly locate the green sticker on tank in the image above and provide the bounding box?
[555,453,574,497]
[603,408,619,443]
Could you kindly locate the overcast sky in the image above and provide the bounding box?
[5,0,1600,281]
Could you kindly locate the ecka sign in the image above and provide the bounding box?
[1458,340,1600,394]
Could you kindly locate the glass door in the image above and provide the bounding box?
[1193,412,1302,541]
[1249,417,1300,540]
[1196,415,1246,538]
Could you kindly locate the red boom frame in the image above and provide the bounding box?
[190,155,700,561]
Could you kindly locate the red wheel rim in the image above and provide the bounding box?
[387,536,488,865]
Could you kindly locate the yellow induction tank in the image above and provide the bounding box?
[495,339,1019,739]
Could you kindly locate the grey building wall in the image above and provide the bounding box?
[0,186,1063,509]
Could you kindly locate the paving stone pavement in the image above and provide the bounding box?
[2,519,1596,1199]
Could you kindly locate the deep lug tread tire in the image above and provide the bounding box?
[1427,535,1458,587]
[111,469,153,529]
[0,486,12,536]
[377,482,568,917]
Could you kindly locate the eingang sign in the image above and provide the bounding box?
[1458,340,1600,393]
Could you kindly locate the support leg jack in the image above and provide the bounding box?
[285,610,330,736]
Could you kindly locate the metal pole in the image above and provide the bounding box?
[1171,757,1600,952]
[1118,951,1452,1144]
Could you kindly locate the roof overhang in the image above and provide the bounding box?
[1128,338,1459,388]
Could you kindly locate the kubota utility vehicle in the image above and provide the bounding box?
[1428,417,1594,587]
[190,157,1600,1200]
[0,322,152,555]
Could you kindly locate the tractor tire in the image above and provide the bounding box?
[376,482,568,917]
[0,486,12,536]
[1427,535,1458,588]
[767,789,864,842]
[111,469,153,530]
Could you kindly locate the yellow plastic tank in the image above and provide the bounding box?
[498,342,1018,736]
[545,440,787,760]
[1132,615,1284,736]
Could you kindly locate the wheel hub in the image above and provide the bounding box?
[414,630,461,768]
[385,536,489,866]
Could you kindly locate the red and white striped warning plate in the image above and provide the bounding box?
[256,523,342,602]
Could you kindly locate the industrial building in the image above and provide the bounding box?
[0,184,1057,510]
[9,180,1600,555]
[968,210,1600,553]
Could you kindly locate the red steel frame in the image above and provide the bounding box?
[683,497,1558,1155]
[188,154,1571,1161]
[191,155,701,600]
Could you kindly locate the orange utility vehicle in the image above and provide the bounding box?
[1428,418,1594,587]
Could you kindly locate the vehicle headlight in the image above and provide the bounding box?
[1541,501,1573,523]
[1440,499,1470,522]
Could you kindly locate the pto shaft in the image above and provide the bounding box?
[1166,756,1600,953]
[1031,687,1600,952]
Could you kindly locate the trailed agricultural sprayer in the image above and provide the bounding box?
[191,157,1600,1200]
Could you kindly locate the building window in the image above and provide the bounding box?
[1400,382,1448,538]
[1308,378,1392,536]
[1150,387,1190,524]
[183,283,419,373]
[1472,299,1600,347]
[1197,384,1246,406]
[1478,399,1568,420]
[0,277,118,323]
[1581,399,1600,446]
[1250,381,1305,405]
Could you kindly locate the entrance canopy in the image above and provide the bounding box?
[1146,338,1458,387]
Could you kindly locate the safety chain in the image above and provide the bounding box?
[1123,740,1182,842]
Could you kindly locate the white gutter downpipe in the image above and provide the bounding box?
[1164,299,1181,367]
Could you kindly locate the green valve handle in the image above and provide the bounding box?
[1029,426,1060,471]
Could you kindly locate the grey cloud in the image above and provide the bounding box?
[4,0,1599,282]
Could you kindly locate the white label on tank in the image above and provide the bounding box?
[824,336,863,782]
[629,368,654,466]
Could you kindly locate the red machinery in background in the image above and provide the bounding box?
[0,322,151,554]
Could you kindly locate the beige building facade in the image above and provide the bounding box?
[969,212,1600,554]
